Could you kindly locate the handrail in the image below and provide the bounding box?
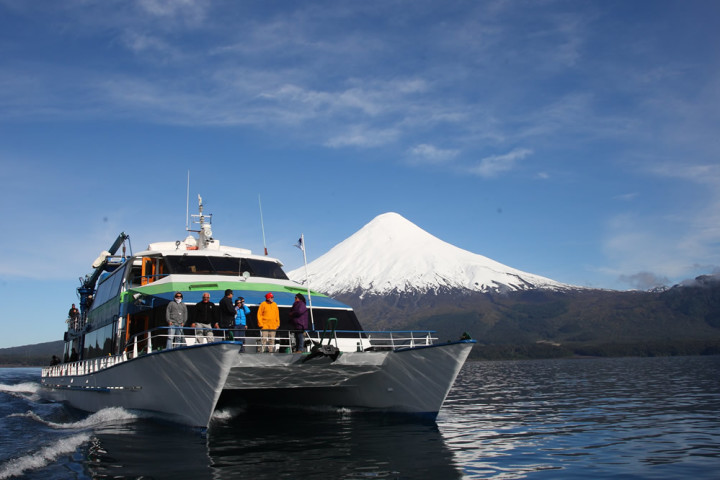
[41,327,439,379]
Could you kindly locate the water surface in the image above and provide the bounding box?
[1,356,718,478]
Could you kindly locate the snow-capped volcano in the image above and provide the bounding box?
[288,212,574,296]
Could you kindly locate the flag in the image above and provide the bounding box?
[294,236,304,252]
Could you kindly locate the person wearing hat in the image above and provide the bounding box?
[257,292,280,353]
[166,291,187,350]
[233,297,250,352]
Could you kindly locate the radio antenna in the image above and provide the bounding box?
[258,194,268,255]
[185,170,190,230]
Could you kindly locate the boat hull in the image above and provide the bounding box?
[40,342,241,428]
[219,340,474,418]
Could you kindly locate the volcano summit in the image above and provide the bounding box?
[289,212,575,297]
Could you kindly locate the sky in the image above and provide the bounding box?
[1,0,719,348]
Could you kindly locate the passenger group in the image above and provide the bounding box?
[162,289,308,353]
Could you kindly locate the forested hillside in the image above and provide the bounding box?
[339,276,720,359]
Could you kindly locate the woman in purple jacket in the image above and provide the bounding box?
[288,294,309,353]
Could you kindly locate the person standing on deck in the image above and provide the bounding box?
[68,304,80,330]
[166,292,187,349]
[218,289,236,340]
[257,292,280,353]
[193,292,218,325]
[288,293,309,353]
[233,297,250,351]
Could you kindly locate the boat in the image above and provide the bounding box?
[41,197,474,426]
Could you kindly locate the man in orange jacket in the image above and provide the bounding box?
[257,292,280,352]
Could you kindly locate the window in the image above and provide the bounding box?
[163,255,288,280]
[92,264,127,308]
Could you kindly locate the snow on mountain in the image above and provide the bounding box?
[288,212,575,297]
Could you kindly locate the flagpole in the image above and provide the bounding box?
[258,195,268,255]
[300,233,315,330]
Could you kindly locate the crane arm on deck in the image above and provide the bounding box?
[78,232,129,316]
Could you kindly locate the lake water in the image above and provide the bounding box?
[1,355,718,479]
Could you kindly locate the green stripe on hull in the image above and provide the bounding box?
[124,281,328,299]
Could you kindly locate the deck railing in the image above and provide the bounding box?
[41,326,438,379]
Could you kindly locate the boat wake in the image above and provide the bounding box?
[211,407,246,422]
[0,381,41,402]
[0,432,90,480]
[0,382,39,394]
[9,406,139,430]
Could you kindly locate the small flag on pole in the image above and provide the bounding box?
[294,236,304,252]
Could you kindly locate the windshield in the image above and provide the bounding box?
[164,255,288,280]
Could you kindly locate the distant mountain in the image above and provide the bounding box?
[287,213,720,359]
[0,340,64,367]
[288,212,575,296]
[5,216,718,363]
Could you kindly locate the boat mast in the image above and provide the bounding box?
[185,170,190,231]
[259,195,268,255]
[297,234,315,330]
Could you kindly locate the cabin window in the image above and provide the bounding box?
[244,258,288,279]
[83,323,115,359]
[163,256,288,280]
[141,256,167,285]
[92,264,127,309]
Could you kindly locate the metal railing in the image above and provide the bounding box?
[41,326,438,379]
[42,352,128,378]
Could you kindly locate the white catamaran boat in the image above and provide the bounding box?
[41,197,474,427]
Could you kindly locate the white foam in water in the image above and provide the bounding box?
[0,432,91,479]
[0,382,39,395]
[10,407,139,429]
[211,407,246,421]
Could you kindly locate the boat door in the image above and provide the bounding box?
[125,313,150,353]
[140,256,166,285]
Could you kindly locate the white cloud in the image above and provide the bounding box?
[602,161,720,285]
[134,0,208,26]
[613,192,639,201]
[467,148,533,178]
[324,125,399,148]
[407,144,459,165]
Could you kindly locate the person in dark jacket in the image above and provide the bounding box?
[288,293,309,353]
[193,293,218,326]
[188,292,217,342]
[218,289,236,339]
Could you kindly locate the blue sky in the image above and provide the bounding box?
[1,0,719,348]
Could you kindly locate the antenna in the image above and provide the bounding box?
[185,170,190,231]
[298,233,315,330]
[258,195,268,255]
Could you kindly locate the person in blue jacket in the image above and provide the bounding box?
[233,297,250,351]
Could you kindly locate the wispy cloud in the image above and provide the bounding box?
[613,192,639,201]
[324,124,400,148]
[407,144,460,165]
[604,161,720,287]
[618,271,669,290]
[467,148,533,178]
[134,0,209,27]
